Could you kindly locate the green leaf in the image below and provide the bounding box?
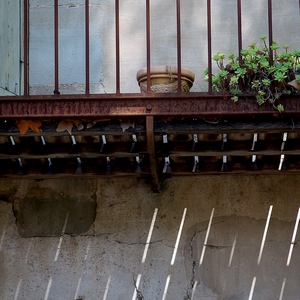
[262,79,271,86]
[230,75,239,85]
[231,96,239,102]
[277,104,284,112]
[213,53,221,61]
[260,35,267,40]
[271,42,279,51]
[228,52,235,60]
[218,70,229,78]
[235,67,247,77]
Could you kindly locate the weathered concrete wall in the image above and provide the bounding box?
[0,175,300,299]
[2,1,300,299]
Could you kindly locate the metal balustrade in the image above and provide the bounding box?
[0,1,300,189]
[6,0,298,118]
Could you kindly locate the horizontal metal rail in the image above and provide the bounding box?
[0,94,300,119]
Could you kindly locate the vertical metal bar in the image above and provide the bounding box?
[176,0,182,93]
[207,0,212,93]
[268,0,273,64]
[146,116,160,192]
[237,0,242,60]
[54,0,59,91]
[85,0,90,94]
[146,0,151,92]
[23,0,29,95]
[115,0,120,93]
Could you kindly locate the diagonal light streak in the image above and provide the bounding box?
[286,207,300,266]
[171,208,187,266]
[199,208,215,265]
[44,277,52,300]
[132,274,142,300]
[25,238,33,264]
[14,279,22,300]
[141,208,158,263]
[248,276,256,300]
[162,275,171,300]
[190,280,198,300]
[279,278,286,300]
[54,211,70,262]
[0,224,7,251]
[102,276,111,300]
[84,240,91,261]
[257,205,273,265]
[74,278,82,300]
[228,235,237,267]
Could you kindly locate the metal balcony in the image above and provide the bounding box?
[1,0,300,190]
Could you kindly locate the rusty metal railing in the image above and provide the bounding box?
[21,0,298,96]
[1,0,298,119]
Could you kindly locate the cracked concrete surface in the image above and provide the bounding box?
[1,175,300,299]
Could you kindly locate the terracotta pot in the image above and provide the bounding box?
[136,65,195,93]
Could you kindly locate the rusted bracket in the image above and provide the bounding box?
[146,116,160,192]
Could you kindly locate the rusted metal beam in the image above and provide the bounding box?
[1,118,300,136]
[1,94,300,119]
[146,116,160,192]
[1,169,300,180]
[1,158,300,179]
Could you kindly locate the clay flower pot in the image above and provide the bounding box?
[136,65,195,93]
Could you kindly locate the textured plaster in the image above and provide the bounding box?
[0,175,300,299]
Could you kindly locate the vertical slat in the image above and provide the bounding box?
[115,0,120,94]
[237,0,242,60]
[23,0,29,96]
[146,116,160,192]
[207,0,212,93]
[146,0,151,92]
[54,0,59,91]
[85,0,90,94]
[176,0,182,93]
[268,0,273,64]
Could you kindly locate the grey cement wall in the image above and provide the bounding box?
[0,175,300,299]
[2,1,300,299]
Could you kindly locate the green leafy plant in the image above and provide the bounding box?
[204,35,300,112]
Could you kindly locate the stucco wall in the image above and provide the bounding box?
[2,1,300,299]
[0,175,300,299]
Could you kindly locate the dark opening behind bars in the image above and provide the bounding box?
[21,0,299,96]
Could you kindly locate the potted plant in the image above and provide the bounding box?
[137,65,195,93]
[205,35,300,112]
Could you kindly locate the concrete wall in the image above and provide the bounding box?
[2,1,300,299]
[0,175,300,299]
